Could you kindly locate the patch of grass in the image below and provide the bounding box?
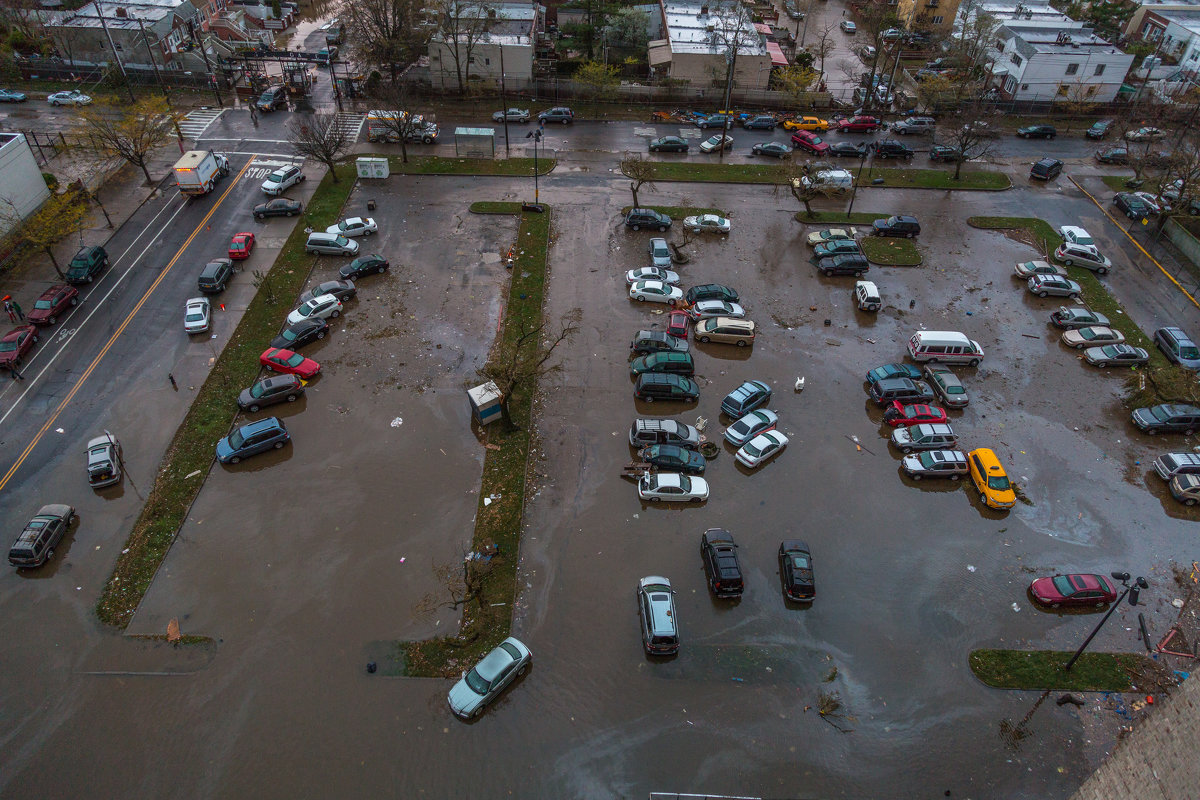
[794,211,884,224]
[401,206,551,678]
[95,164,359,628]
[386,156,554,176]
[470,201,524,214]
[856,166,1011,190]
[620,205,726,220]
[969,649,1139,691]
[860,235,922,266]
[967,215,1166,369]
[638,161,784,184]
[1101,175,1134,192]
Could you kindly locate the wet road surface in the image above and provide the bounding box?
[1,174,1197,798]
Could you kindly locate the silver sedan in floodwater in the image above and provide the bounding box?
[447,636,531,719]
[1083,343,1149,367]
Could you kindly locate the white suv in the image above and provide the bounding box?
[1058,225,1095,247]
[261,165,305,195]
[1054,242,1112,274]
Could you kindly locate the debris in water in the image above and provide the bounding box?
[967,565,977,572]
[1012,603,1021,612]
[390,417,403,427]
[55,428,64,434]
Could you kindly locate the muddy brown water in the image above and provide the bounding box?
[0,177,1197,798]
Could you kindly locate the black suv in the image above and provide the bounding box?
[872,215,921,238]
[1030,158,1063,180]
[1017,124,1057,139]
[625,208,672,231]
[872,139,914,159]
[634,373,700,403]
[65,245,108,284]
[256,85,288,112]
[869,377,936,405]
[700,529,744,598]
[816,254,869,277]
[631,330,689,355]
[198,258,235,294]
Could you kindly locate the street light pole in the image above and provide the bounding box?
[1063,572,1148,672]
[719,47,736,164]
[96,0,136,103]
[525,128,543,209]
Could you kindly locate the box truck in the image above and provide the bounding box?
[173,150,230,196]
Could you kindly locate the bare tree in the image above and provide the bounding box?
[75,97,177,185]
[480,311,580,430]
[809,22,838,81]
[432,0,497,94]
[936,113,999,180]
[287,113,353,181]
[417,543,496,615]
[344,0,432,82]
[704,2,762,161]
[1150,142,1200,230]
[1057,80,1100,133]
[620,153,657,207]
[851,4,900,112]
[367,82,434,163]
[776,160,835,218]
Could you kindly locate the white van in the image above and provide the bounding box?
[305,232,359,256]
[907,330,985,366]
[855,280,881,311]
[801,169,854,193]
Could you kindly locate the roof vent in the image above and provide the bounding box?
[114,6,127,15]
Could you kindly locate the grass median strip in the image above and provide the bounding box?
[969,649,1138,691]
[1101,175,1133,192]
[860,236,922,266]
[95,164,358,628]
[967,215,1167,369]
[401,203,550,678]
[387,156,554,176]
[620,205,726,219]
[794,211,884,224]
[633,161,1007,190]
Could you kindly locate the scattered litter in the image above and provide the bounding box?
[390,417,403,427]
[795,376,805,392]
[1012,602,1021,612]
[632,513,639,519]
[483,497,492,506]
[1172,598,1185,608]
[399,557,406,563]
[76,586,81,591]
[55,428,64,434]
[732,677,744,682]
[122,548,129,554]
[695,415,707,431]
[967,565,977,572]
[865,337,876,344]
[650,309,664,315]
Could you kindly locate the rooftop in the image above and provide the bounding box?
[42,0,193,30]
[999,20,1125,54]
[662,0,767,56]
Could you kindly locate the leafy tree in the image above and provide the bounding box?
[774,64,820,104]
[1057,81,1099,133]
[286,113,353,181]
[573,59,620,99]
[913,73,956,114]
[6,190,91,274]
[607,6,649,50]
[620,153,656,207]
[75,97,177,185]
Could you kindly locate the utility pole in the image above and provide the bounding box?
[189,21,224,108]
[96,0,136,103]
[500,45,510,157]
[137,17,184,152]
[719,46,736,164]
[1064,573,1148,672]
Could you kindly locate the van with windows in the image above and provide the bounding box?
[638,575,679,655]
[305,232,360,256]
[907,330,985,366]
[854,280,881,311]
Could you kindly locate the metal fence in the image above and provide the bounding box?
[14,58,220,90]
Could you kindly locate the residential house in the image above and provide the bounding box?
[986,19,1134,101]
[1128,8,1200,79]
[428,2,544,91]
[648,0,778,90]
[896,0,962,35]
[0,134,51,243]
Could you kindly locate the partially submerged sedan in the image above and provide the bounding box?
[447,636,532,719]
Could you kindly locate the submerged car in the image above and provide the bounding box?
[447,636,532,718]
[325,217,378,238]
[637,472,709,502]
[630,281,683,305]
[807,228,857,246]
[1013,260,1066,279]
[735,430,788,468]
[682,214,732,234]
[1050,307,1110,330]
[626,267,680,285]
[639,444,706,474]
[686,300,745,320]
[260,347,321,379]
[287,294,343,325]
[1083,343,1149,367]
[270,318,328,351]
[215,417,290,464]
[1061,326,1125,349]
[866,363,921,383]
[724,409,778,446]
[1028,274,1081,299]
[901,449,969,480]
[1029,574,1117,608]
[884,402,948,427]
[238,374,305,412]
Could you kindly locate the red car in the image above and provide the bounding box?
[27,284,79,325]
[0,325,39,367]
[883,401,948,427]
[790,130,830,155]
[260,347,320,379]
[667,310,690,340]
[228,232,256,261]
[838,115,882,133]
[1029,574,1118,608]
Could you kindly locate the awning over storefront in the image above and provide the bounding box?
[766,41,788,67]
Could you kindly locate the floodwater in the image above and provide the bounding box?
[0,176,1197,799]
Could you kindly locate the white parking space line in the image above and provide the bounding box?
[633,127,657,137]
[333,112,366,142]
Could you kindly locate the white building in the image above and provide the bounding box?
[647,0,778,90]
[0,133,51,242]
[428,2,542,91]
[987,20,1134,102]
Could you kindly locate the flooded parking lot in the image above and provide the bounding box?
[1,175,1197,799]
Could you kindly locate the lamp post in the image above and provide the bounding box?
[846,148,869,217]
[1063,572,1149,672]
[524,128,544,212]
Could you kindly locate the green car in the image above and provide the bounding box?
[65,245,109,285]
[630,351,695,377]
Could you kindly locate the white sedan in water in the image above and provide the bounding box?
[630,280,683,305]
[683,214,732,234]
[698,135,734,153]
[637,472,709,502]
[735,430,789,468]
[47,90,92,106]
[625,267,680,285]
[325,217,378,238]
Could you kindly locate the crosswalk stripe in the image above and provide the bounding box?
[179,109,224,139]
[333,112,366,141]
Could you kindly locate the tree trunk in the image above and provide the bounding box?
[400,135,409,164]
[44,246,62,276]
[498,397,519,431]
[630,182,639,207]
[953,156,964,180]
[327,160,340,182]
[139,160,153,185]
[802,198,813,216]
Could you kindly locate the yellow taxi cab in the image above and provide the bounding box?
[968,448,1016,509]
[783,116,830,132]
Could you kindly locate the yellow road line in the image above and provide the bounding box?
[1069,176,1200,310]
[0,159,255,495]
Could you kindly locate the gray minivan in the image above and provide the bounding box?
[1154,326,1200,370]
[305,232,359,256]
[9,504,74,568]
[891,423,958,453]
[638,575,679,655]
